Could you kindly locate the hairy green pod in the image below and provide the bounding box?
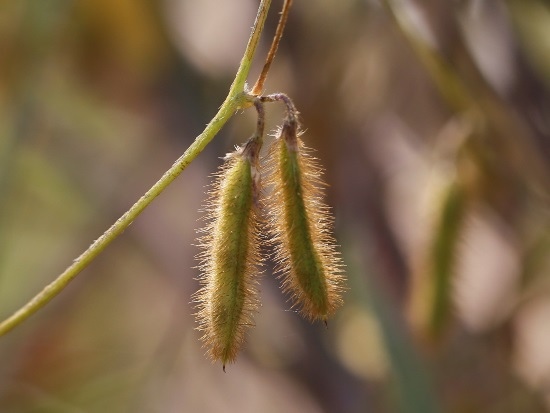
[195,139,262,369]
[267,119,345,321]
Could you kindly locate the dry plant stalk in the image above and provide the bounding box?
[266,98,345,321]
[251,0,293,95]
[195,135,263,370]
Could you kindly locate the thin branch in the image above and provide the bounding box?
[251,0,293,95]
[381,0,550,192]
[0,0,273,337]
[261,92,297,115]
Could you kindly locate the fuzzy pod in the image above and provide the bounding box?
[266,118,345,321]
[195,138,262,369]
[409,181,466,340]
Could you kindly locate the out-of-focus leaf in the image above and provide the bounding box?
[508,0,550,88]
[346,236,441,413]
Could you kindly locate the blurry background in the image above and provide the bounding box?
[1,0,550,411]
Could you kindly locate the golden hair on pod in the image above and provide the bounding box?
[194,137,262,370]
[266,114,345,322]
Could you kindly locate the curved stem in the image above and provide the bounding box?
[0,0,272,337]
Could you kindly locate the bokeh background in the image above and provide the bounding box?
[2,0,550,411]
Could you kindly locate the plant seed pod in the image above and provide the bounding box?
[195,137,262,369]
[409,181,466,340]
[266,115,345,321]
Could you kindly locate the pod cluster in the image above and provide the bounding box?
[195,95,345,369]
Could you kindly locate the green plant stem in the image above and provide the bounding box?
[0,0,272,337]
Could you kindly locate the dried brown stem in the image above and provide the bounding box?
[251,0,293,95]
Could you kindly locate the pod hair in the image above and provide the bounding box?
[194,136,262,370]
[266,110,345,322]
